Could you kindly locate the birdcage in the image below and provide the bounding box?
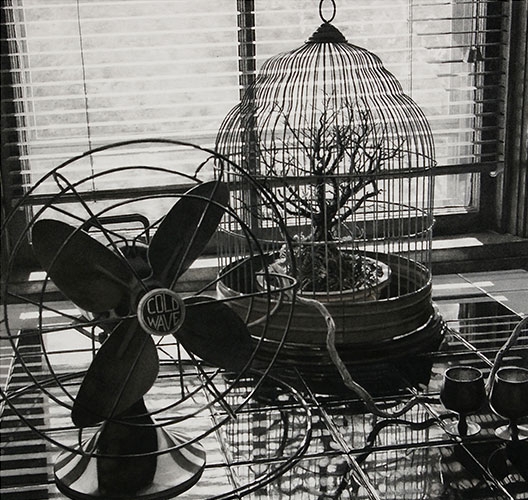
[215,3,444,392]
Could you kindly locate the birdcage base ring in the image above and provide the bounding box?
[54,427,206,500]
[251,310,444,395]
[218,252,434,345]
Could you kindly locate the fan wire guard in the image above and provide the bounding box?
[1,139,310,499]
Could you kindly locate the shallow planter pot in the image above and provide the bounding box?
[218,252,434,345]
[257,255,392,303]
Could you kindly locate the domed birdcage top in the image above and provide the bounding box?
[217,21,435,180]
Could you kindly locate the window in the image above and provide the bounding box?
[248,0,507,221]
[2,0,239,194]
[0,0,515,246]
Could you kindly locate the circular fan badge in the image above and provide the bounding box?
[137,288,186,336]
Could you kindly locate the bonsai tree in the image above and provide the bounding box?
[252,98,404,293]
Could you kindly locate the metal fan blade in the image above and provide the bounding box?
[177,296,253,372]
[32,219,139,313]
[72,318,159,428]
[148,181,228,286]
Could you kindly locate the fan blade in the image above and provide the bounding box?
[149,181,228,286]
[32,219,138,313]
[72,319,159,428]
[177,296,253,372]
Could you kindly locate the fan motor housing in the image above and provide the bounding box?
[137,288,186,336]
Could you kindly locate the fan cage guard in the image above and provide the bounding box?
[1,139,315,499]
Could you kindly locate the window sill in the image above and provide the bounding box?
[186,231,528,287]
[5,232,527,305]
[431,231,528,274]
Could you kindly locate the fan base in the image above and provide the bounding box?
[54,427,206,500]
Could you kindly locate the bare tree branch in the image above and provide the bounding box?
[252,97,402,242]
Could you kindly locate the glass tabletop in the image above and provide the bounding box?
[2,289,527,499]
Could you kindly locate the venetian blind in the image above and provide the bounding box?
[1,0,239,202]
[250,0,508,211]
[1,0,509,212]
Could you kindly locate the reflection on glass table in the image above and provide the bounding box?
[2,291,527,499]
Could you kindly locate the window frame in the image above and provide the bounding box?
[235,0,510,237]
[1,0,525,273]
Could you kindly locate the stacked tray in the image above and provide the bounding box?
[218,252,445,394]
